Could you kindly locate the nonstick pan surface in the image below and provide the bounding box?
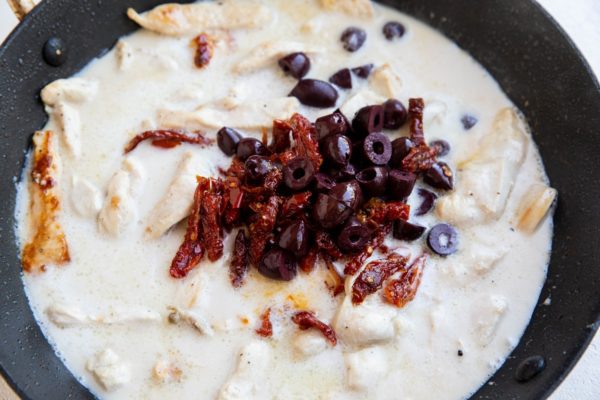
[1,1,599,399]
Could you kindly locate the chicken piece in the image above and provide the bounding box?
[45,304,160,328]
[22,131,70,273]
[345,346,387,391]
[86,349,131,391]
[70,176,102,218]
[127,1,272,36]
[98,159,145,236]
[167,306,214,336]
[369,64,402,98]
[437,108,528,225]
[7,0,40,19]
[45,304,88,328]
[473,295,507,346]
[41,78,98,106]
[145,152,211,238]
[339,89,386,122]
[334,296,395,347]
[218,341,272,400]
[158,97,300,130]
[51,99,82,157]
[321,0,374,18]
[115,40,134,71]
[233,41,325,74]
[515,183,557,233]
[293,330,328,357]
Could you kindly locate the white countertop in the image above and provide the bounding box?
[0,1,598,399]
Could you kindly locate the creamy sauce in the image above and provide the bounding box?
[15,1,553,399]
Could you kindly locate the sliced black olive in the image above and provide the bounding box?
[329,68,352,89]
[394,220,426,241]
[427,223,459,256]
[388,169,417,200]
[363,132,392,165]
[356,166,388,197]
[236,138,270,161]
[430,140,450,157]
[312,193,352,229]
[315,111,350,140]
[341,27,367,52]
[383,99,408,129]
[337,217,371,252]
[329,180,363,211]
[415,188,438,216]
[278,52,311,79]
[258,248,298,281]
[351,63,374,79]
[461,114,478,130]
[278,219,310,257]
[390,137,414,167]
[290,79,339,108]
[244,155,271,182]
[314,172,336,192]
[424,162,454,190]
[383,22,406,40]
[321,134,352,166]
[352,105,384,138]
[283,157,315,191]
[217,127,242,156]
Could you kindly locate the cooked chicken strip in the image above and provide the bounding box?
[22,131,70,273]
[145,152,210,239]
[321,0,374,18]
[127,1,272,36]
[41,78,98,106]
[98,159,145,236]
[158,97,300,130]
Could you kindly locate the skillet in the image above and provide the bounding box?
[1,0,599,399]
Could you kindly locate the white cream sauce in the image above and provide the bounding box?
[15,1,553,399]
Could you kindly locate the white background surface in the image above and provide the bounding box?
[0,1,598,399]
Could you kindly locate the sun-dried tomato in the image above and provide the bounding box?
[352,253,408,305]
[299,247,318,273]
[193,33,214,69]
[402,144,437,173]
[170,178,210,278]
[226,157,246,180]
[222,177,244,227]
[363,198,410,225]
[289,113,323,170]
[124,130,213,154]
[201,180,225,262]
[384,254,427,308]
[291,311,337,346]
[248,196,281,265]
[229,230,249,288]
[270,119,292,153]
[315,231,343,261]
[323,256,344,296]
[263,168,283,193]
[280,191,312,221]
[255,308,273,338]
[151,138,182,149]
[344,223,393,275]
[408,98,425,146]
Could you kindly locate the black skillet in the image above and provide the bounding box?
[1,0,599,399]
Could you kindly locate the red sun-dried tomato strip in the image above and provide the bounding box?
[408,98,425,146]
[151,138,182,149]
[256,308,273,338]
[315,231,343,261]
[363,198,410,225]
[193,33,214,69]
[279,191,312,221]
[344,223,392,275]
[248,196,281,265]
[352,253,408,305]
[270,119,292,153]
[299,246,318,273]
[291,311,337,346]
[201,180,225,262]
[170,177,210,278]
[289,113,323,170]
[401,98,438,172]
[124,130,213,154]
[229,229,249,288]
[384,254,427,308]
[222,177,244,228]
